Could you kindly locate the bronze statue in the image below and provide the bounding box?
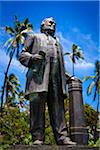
[19,17,76,145]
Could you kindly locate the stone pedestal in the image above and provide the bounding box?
[8,145,99,150]
[68,77,88,145]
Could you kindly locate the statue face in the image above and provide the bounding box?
[41,17,56,36]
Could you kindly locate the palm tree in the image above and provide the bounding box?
[64,44,84,76]
[83,60,100,141]
[83,60,100,113]
[1,16,33,115]
[5,73,22,107]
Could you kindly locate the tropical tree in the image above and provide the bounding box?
[83,60,100,141]
[5,73,24,108]
[1,16,33,115]
[83,60,100,112]
[64,44,84,76]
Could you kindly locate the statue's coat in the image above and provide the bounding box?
[19,33,66,97]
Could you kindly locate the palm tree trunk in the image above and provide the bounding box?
[94,86,100,142]
[73,62,74,76]
[6,82,9,107]
[0,48,16,117]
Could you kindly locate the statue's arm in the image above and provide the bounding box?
[18,35,34,67]
[18,34,42,68]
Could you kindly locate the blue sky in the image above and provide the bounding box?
[0,1,99,110]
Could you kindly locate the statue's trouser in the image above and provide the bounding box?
[29,59,68,143]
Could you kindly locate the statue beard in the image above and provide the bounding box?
[46,29,55,36]
[41,29,55,37]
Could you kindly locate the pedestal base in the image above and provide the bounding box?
[8,145,99,150]
[68,77,88,144]
[70,126,88,144]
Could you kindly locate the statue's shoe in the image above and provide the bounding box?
[58,137,77,145]
[33,140,43,145]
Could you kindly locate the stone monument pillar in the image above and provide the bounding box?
[68,76,88,145]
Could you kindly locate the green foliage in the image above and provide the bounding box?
[84,104,97,127]
[0,100,69,149]
[1,100,99,149]
[88,139,95,146]
[71,44,84,63]
[83,60,100,111]
[0,107,32,149]
[84,104,100,145]
[83,61,100,144]
[94,138,100,147]
[2,73,27,110]
[4,16,33,58]
[64,44,84,76]
[88,138,100,147]
[45,109,56,145]
[0,16,33,114]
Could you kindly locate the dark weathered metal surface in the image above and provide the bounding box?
[18,17,73,145]
[68,77,88,145]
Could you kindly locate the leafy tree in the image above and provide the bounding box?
[64,44,84,76]
[0,101,99,149]
[1,16,33,116]
[0,107,32,150]
[84,104,97,128]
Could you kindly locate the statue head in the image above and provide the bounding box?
[40,17,56,36]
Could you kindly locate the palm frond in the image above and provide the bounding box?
[95,60,100,74]
[9,73,18,80]
[23,18,29,25]
[87,81,95,95]
[18,35,25,44]
[14,16,20,26]
[21,28,33,34]
[70,53,76,63]
[2,38,13,50]
[7,74,21,95]
[76,51,84,59]
[98,80,100,94]
[72,44,78,52]
[64,52,70,56]
[5,38,17,55]
[82,76,95,82]
[14,15,18,21]
[27,23,33,29]
[93,84,98,102]
[6,42,14,55]
[75,55,79,60]
[5,26,15,35]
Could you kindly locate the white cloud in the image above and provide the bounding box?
[57,29,99,63]
[56,29,98,71]
[75,60,94,69]
[56,31,96,78]
[64,58,94,77]
[0,49,26,74]
[56,31,73,53]
[64,59,94,70]
[67,27,99,62]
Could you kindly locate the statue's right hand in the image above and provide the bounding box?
[32,54,43,61]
